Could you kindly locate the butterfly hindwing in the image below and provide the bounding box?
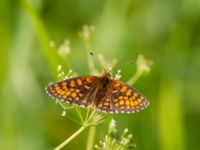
[46,76,99,107]
[110,80,149,113]
[94,91,114,113]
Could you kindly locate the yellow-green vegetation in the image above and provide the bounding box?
[0,0,200,150]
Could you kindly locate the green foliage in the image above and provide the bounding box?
[1,0,200,150]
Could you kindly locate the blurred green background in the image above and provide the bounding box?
[1,0,200,149]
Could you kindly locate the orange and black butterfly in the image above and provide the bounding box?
[45,71,149,113]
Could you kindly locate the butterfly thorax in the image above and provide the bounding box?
[91,72,112,106]
[100,72,112,88]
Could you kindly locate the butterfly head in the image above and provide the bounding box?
[100,71,112,87]
[101,71,111,79]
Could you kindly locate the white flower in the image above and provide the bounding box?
[61,110,66,117]
[137,54,153,75]
[58,39,71,57]
[79,25,96,42]
[57,65,62,71]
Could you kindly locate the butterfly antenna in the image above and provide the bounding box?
[113,59,134,71]
[109,59,133,79]
[121,60,134,67]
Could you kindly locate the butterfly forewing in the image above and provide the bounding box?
[46,76,99,107]
[110,80,149,113]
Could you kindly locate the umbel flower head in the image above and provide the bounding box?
[95,119,136,150]
[58,39,71,57]
[137,54,153,76]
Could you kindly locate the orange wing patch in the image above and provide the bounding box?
[46,76,99,107]
[110,80,149,113]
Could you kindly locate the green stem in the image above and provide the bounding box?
[86,126,96,150]
[127,70,142,86]
[75,107,84,124]
[66,115,82,125]
[20,0,67,76]
[54,126,87,150]
[85,107,91,122]
[57,101,67,110]
[87,109,97,123]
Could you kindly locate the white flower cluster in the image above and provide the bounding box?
[57,65,73,80]
[114,70,122,80]
[95,119,136,150]
[137,54,153,75]
[58,39,71,57]
[79,25,96,42]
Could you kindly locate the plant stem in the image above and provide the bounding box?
[87,109,97,123]
[20,0,67,76]
[127,70,142,86]
[54,126,87,150]
[86,126,96,150]
[75,107,84,124]
[57,101,67,110]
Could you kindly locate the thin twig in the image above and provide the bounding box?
[127,70,142,86]
[54,126,87,150]
[75,107,84,124]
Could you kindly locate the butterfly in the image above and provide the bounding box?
[45,71,149,113]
